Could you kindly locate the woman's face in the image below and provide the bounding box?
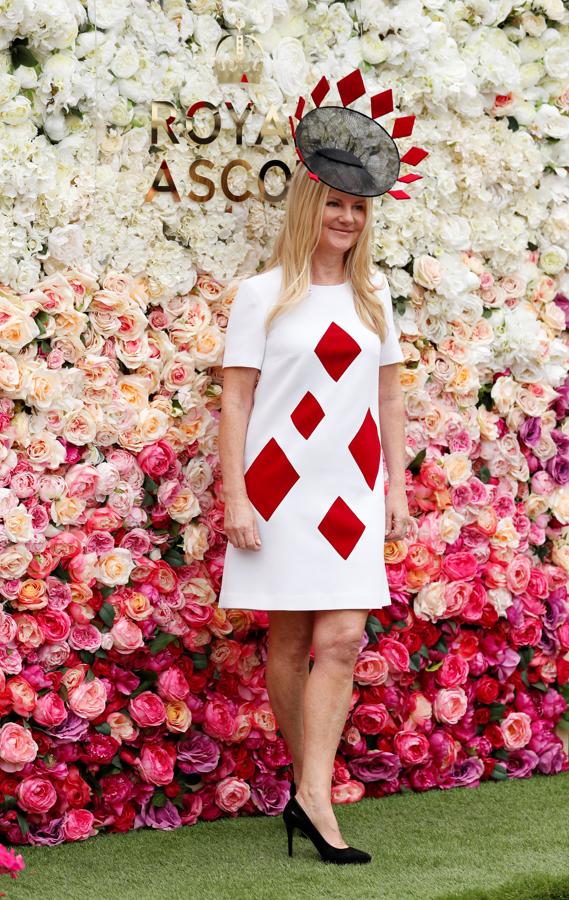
[317,188,367,257]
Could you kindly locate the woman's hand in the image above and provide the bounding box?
[385,484,412,542]
[223,495,262,550]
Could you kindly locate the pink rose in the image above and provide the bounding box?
[69,623,103,653]
[7,676,37,716]
[63,809,97,841]
[37,608,71,642]
[129,691,167,728]
[394,731,430,765]
[110,617,144,654]
[135,745,174,785]
[500,711,532,750]
[65,464,99,499]
[353,651,389,685]
[0,722,38,772]
[16,776,57,814]
[351,703,389,734]
[442,551,478,581]
[68,678,107,720]
[32,691,67,728]
[331,781,366,803]
[137,440,176,479]
[380,639,410,674]
[433,687,468,725]
[506,555,531,594]
[157,667,190,702]
[215,777,250,812]
[436,654,469,688]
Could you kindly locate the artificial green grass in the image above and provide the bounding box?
[7,771,569,900]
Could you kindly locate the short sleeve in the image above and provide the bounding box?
[378,279,404,367]
[222,279,267,370]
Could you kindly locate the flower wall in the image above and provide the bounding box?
[0,0,569,846]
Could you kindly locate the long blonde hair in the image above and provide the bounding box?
[259,162,388,340]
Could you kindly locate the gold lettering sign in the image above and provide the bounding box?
[145,98,293,205]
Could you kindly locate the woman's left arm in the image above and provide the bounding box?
[378,363,411,541]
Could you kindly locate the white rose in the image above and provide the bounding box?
[544,45,569,80]
[533,104,569,139]
[0,74,19,105]
[539,0,565,21]
[194,14,222,47]
[111,44,140,79]
[360,32,388,65]
[540,245,567,274]
[47,224,84,266]
[86,0,129,30]
[272,38,307,97]
[0,95,31,125]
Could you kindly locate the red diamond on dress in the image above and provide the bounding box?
[318,497,365,559]
[349,408,381,489]
[314,322,361,381]
[244,438,300,521]
[290,391,325,439]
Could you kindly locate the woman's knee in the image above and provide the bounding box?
[267,611,313,667]
[312,617,366,668]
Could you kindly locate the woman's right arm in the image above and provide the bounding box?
[219,367,262,551]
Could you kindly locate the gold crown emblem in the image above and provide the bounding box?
[214,19,264,85]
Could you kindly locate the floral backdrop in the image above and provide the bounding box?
[0,0,568,847]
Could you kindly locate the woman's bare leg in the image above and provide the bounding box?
[266,610,314,786]
[295,608,369,848]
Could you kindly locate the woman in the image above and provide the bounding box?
[218,99,412,864]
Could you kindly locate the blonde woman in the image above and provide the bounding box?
[218,101,413,863]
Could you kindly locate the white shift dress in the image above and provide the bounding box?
[217,264,404,611]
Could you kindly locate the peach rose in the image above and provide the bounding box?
[354,650,389,684]
[500,711,532,750]
[165,700,192,733]
[97,548,134,586]
[110,617,144,654]
[433,687,468,725]
[4,505,33,543]
[16,579,48,611]
[0,722,38,772]
[413,255,441,289]
[68,677,107,720]
[107,711,138,743]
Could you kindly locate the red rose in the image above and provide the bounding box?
[79,734,120,766]
[474,676,500,704]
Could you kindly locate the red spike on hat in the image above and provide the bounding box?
[386,189,411,200]
[370,88,393,119]
[392,115,415,139]
[337,69,366,106]
[240,73,249,83]
[294,96,306,121]
[311,77,330,108]
[397,173,423,184]
[400,146,428,166]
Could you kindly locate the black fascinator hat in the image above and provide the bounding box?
[289,69,428,200]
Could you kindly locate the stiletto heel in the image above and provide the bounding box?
[282,796,371,865]
[285,819,294,857]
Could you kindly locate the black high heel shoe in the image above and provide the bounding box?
[282,795,371,865]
